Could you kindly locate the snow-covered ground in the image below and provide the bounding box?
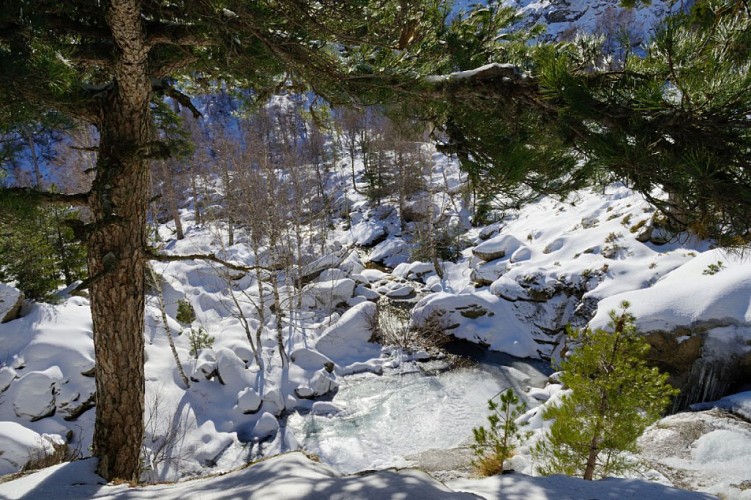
[0,452,716,500]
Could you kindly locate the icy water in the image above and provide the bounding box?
[286,351,550,473]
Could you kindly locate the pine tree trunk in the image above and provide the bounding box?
[88,0,152,482]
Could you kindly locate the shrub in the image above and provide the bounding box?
[176,299,196,324]
[533,304,678,480]
[188,327,214,358]
[471,388,528,476]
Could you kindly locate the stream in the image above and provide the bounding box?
[286,345,552,474]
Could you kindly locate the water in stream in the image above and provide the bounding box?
[286,351,551,474]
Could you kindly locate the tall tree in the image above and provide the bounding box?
[0,0,447,481]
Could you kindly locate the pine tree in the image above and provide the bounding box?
[534,304,678,480]
[0,0,449,481]
[471,388,528,476]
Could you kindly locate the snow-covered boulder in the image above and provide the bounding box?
[413,292,540,358]
[350,220,387,247]
[0,366,17,392]
[0,284,23,323]
[591,250,751,333]
[304,279,356,309]
[386,284,415,299]
[13,367,63,421]
[471,260,509,286]
[253,412,280,440]
[193,349,217,380]
[215,348,253,387]
[354,284,380,301]
[294,368,339,399]
[261,388,285,416]
[289,348,335,371]
[300,250,348,283]
[0,422,65,475]
[315,301,381,365]
[368,238,410,268]
[472,234,525,262]
[236,388,262,414]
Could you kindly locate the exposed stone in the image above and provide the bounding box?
[472,234,524,262]
[0,284,24,323]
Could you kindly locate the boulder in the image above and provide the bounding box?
[316,301,381,365]
[237,388,262,414]
[252,412,280,440]
[304,278,356,309]
[261,388,285,416]
[13,367,63,421]
[368,238,410,268]
[0,422,65,475]
[472,234,524,262]
[350,220,387,247]
[0,284,23,323]
[294,369,339,399]
[289,348,335,371]
[0,366,17,392]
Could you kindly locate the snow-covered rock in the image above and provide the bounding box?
[413,292,540,358]
[354,284,380,301]
[303,279,356,309]
[315,301,381,365]
[12,367,64,421]
[0,422,64,475]
[289,348,334,371]
[236,388,262,414]
[368,238,410,268]
[350,220,387,247]
[261,388,285,416]
[253,412,280,440]
[386,284,415,299]
[638,408,751,499]
[295,368,338,399]
[0,284,23,323]
[215,348,253,387]
[472,234,525,262]
[591,249,751,333]
[0,366,17,392]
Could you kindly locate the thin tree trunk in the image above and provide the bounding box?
[150,268,190,388]
[161,162,184,240]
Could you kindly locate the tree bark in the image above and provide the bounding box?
[88,0,152,482]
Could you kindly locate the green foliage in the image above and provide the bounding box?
[534,1,751,244]
[533,304,678,480]
[187,327,214,359]
[702,261,725,275]
[471,389,528,476]
[176,299,196,324]
[0,204,86,301]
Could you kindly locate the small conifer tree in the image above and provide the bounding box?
[534,303,678,480]
[472,388,528,476]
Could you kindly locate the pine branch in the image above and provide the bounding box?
[0,187,90,207]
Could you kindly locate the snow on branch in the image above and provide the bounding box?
[426,63,527,85]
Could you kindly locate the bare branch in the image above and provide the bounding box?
[145,247,275,273]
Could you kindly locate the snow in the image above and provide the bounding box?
[691,390,751,420]
[0,453,713,499]
[0,422,64,476]
[590,249,751,333]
